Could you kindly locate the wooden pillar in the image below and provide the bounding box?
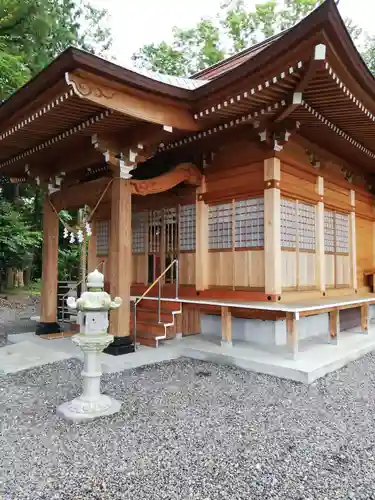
[361,303,369,334]
[196,176,209,291]
[315,176,325,295]
[329,309,339,344]
[349,190,357,291]
[106,177,134,354]
[286,311,299,359]
[221,306,232,347]
[37,194,60,334]
[264,157,281,299]
[87,219,97,273]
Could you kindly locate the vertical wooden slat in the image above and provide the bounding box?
[295,200,300,290]
[221,306,232,347]
[196,177,209,291]
[232,198,236,290]
[264,157,281,297]
[109,178,131,337]
[315,176,325,294]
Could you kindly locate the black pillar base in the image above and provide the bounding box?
[35,321,61,336]
[104,336,135,356]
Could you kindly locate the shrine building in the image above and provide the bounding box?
[1,0,375,360]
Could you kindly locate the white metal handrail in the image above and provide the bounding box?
[133,259,179,349]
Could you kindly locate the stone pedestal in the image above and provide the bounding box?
[56,269,123,422]
[57,334,121,422]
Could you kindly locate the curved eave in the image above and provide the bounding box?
[193,0,375,105]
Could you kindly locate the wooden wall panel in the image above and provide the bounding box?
[336,255,350,286]
[132,254,147,284]
[281,251,297,289]
[280,168,318,203]
[299,252,316,287]
[356,216,373,288]
[208,252,233,287]
[325,254,335,287]
[324,182,350,212]
[179,252,196,285]
[234,251,265,288]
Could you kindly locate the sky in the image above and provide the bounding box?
[89,0,375,66]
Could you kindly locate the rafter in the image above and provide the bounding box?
[273,43,326,123]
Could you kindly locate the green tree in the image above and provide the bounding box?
[0,0,111,100]
[0,199,41,289]
[132,0,367,76]
[133,19,225,76]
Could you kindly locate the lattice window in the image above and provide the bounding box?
[132,211,147,253]
[298,202,316,251]
[209,203,232,249]
[164,208,178,254]
[281,199,297,249]
[148,210,162,253]
[179,204,196,251]
[324,210,349,253]
[324,210,335,253]
[235,198,264,248]
[335,212,349,254]
[96,220,109,256]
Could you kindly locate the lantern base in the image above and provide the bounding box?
[57,394,121,423]
[103,336,135,356]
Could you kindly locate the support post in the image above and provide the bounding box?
[196,176,209,291]
[264,157,281,299]
[105,177,134,355]
[36,194,60,335]
[361,304,369,334]
[329,309,339,344]
[286,311,299,359]
[315,176,326,295]
[221,306,232,348]
[349,190,357,292]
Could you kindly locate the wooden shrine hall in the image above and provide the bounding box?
[1,0,375,356]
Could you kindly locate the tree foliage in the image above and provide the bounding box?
[132,0,368,77]
[0,0,111,100]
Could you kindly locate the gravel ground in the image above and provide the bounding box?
[1,356,375,500]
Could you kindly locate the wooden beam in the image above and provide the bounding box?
[221,306,232,347]
[40,195,59,325]
[109,177,132,339]
[315,176,325,295]
[66,71,199,131]
[196,177,209,291]
[264,157,281,297]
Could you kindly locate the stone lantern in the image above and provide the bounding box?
[57,269,122,422]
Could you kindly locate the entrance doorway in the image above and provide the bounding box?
[147,208,178,284]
